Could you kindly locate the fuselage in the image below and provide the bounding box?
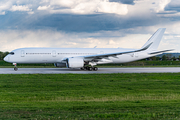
[4,47,154,64]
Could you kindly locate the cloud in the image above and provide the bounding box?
[0,1,35,15]
[10,5,34,14]
[37,5,50,10]
[153,0,171,13]
[0,29,151,52]
[154,0,180,20]
[1,27,179,53]
[10,5,30,11]
[165,0,180,12]
[0,0,170,32]
[37,0,128,15]
[0,11,5,15]
[109,0,135,5]
[0,0,180,53]
[0,1,12,15]
[28,14,159,32]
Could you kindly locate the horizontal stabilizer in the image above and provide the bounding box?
[148,49,174,55]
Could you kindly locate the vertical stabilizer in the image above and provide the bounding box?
[141,28,166,51]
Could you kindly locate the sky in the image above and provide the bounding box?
[0,0,180,52]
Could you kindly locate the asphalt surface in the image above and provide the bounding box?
[0,67,180,74]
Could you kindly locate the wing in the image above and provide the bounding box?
[83,42,153,62]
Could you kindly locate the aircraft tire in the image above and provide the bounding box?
[84,67,88,70]
[88,67,92,71]
[80,67,84,70]
[93,67,98,71]
[14,67,18,71]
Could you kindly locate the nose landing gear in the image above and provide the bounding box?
[13,63,18,71]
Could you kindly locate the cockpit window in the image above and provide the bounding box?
[9,52,14,55]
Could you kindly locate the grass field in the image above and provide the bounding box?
[0,73,180,119]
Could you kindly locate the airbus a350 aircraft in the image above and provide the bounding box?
[4,28,173,71]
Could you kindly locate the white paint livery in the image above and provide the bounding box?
[4,28,173,71]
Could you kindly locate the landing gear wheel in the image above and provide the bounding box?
[88,67,92,71]
[80,67,84,70]
[13,63,18,71]
[14,67,18,71]
[84,67,88,70]
[93,67,98,71]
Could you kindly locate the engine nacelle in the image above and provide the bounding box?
[67,58,84,68]
[54,63,66,67]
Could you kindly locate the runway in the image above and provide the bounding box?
[0,67,180,74]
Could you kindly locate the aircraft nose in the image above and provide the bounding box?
[3,56,9,62]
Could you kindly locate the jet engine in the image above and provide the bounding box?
[66,57,84,68]
[54,63,66,67]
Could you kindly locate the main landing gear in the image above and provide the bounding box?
[13,63,18,71]
[81,66,98,71]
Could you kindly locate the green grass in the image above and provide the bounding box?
[0,73,180,119]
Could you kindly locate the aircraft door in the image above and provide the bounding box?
[52,50,56,57]
[21,50,25,57]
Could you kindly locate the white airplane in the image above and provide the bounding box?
[4,28,173,71]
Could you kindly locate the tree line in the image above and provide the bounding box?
[0,51,9,60]
[149,54,180,61]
